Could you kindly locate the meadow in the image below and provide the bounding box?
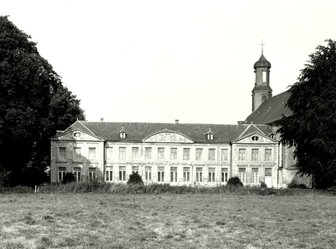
[0,191,335,249]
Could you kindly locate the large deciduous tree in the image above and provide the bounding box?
[275,39,336,189]
[0,16,84,186]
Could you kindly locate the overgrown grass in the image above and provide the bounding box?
[0,192,335,248]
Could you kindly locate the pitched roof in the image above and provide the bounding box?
[60,121,273,144]
[246,91,292,124]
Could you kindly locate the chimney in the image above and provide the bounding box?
[175,119,179,125]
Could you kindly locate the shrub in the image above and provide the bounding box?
[227,177,243,187]
[127,172,144,185]
[260,182,267,188]
[62,172,75,184]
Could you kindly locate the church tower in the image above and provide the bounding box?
[252,51,272,112]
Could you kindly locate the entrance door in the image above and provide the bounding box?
[265,168,272,188]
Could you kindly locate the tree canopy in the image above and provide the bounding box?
[275,39,336,189]
[0,16,85,186]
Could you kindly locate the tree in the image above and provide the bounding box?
[0,16,84,186]
[275,39,336,189]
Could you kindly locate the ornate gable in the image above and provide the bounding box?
[143,130,193,143]
[52,129,104,142]
[234,132,276,144]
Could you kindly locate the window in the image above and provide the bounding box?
[74,167,81,182]
[251,149,259,161]
[196,148,203,161]
[265,149,272,161]
[196,167,203,182]
[74,147,81,161]
[145,166,152,182]
[157,147,165,160]
[106,147,113,161]
[119,147,126,160]
[157,166,164,182]
[58,167,66,182]
[265,168,272,177]
[58,147,66,161]
[89,167,96,182]
[208,148,215,161]
[145,147,152,159]
[262,71,267,83]
[221,168,228,183]
[239,168,246,183]
[106,166,113,182]
[252,168,259,183]
[170,148,177,160]
[132,166,139,174]
[183,167,190,182]
[183,148,190,160]
[221,149,228,161]
[132,147,139,160]
[170,167,177,182]
[88,147,96,160]
[119,166,126,181]
[251,135,259,141]
[206,128,214,140]
[238,148,246,161]
[119,127,126,139]
[208,167,215,182]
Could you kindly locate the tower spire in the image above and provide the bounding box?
[260,40,265,54]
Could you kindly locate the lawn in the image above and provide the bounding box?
[0,192,335,249]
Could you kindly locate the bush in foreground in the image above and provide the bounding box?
[127,172,144,185]
[227,177,243,187]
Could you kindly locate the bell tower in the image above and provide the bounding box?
[252,45,272,112]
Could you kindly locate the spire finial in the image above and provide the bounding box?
[260,39,265,54]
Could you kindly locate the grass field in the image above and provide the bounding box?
[0,192,335,249]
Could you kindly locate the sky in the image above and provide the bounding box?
[2,0,336,124]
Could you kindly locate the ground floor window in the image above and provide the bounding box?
[221,168,228,183]
[183,167,190,182]
[252,168,259,183]
[106,166,113,182]
[58,167,66,182]
[208,167,215,182]
[157,166,164,182]
[145,166,152,182]
[119,166,126,181]
[74,167,81,182]
[132,166,139,174]
[89,167,96,182]
[170,167,177,182]
[239,168,246,183]
[196,167,203,182]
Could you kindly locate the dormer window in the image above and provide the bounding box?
[206,128,214,141]
[119,127,126,139]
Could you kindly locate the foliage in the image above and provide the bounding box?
[275,39,336,189]
[260,182,267,188]
[62,172,76,184]
[127,172,144,185]
[0,16,84,186]
[226,177,243,187]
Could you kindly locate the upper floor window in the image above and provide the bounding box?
[196,148,203,161]
[208,148,216,161]
[265,149,272,161]
[106,147,113,161]
[238,148,246,161]
[183,148,190,160]
[88,147,96,160]
[157,147,165,160]
[221,149,228,161]
[145,147,152,159]
[74,147,81,161]
[119,127,126,139]
[206,128,214,140]
[251,149,259,161]
[170,148,177,160]
[58,147,66,161]
[119,147,126,160]
[132,147,139,160]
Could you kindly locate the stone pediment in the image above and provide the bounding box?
[143,130,193,143]
[52,129,104,142]
[234,132,276,144]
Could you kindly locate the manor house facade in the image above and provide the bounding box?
[50,52,298,188]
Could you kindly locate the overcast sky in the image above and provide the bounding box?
[2,0,336,124]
